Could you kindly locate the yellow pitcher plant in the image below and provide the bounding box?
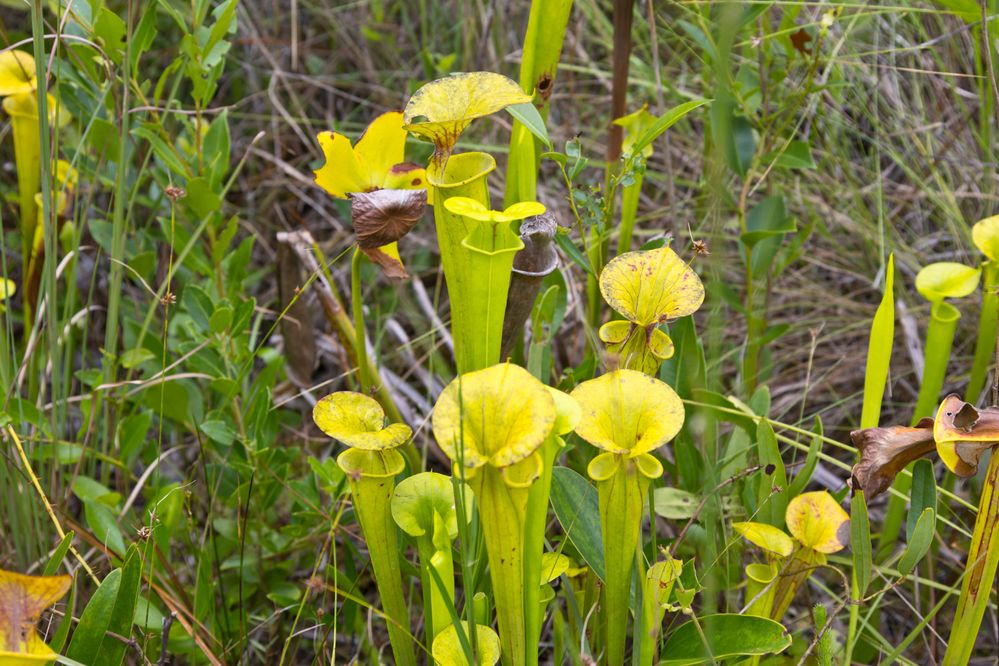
[570,369,684,665]
[734,490,849,620]
[432,362,576,666]
[0,50,69,275]
[598,245,705,375]
[313,391,416,666]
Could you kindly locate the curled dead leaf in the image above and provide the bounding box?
[849,418,935,499]
[350,188,427,249]
[361,245,410,280]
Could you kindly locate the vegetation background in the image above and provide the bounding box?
[2,0,999,663]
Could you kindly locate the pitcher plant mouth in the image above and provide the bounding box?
[428,151,497,190]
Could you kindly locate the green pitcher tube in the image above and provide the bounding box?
[744,562,778,617]
[913,301,961,423]
[337,448,416,666]
[428,152,498,372]
[966,261,999,402]
[598,459,649,666]
[522,437,562,666]
[459,221,524,372]
[4,93,42,263]
[468,461,536,666]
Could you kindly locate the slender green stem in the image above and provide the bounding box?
[597,458,648,666]
[966,261,999,402]
[615,174,643,255]
[522,436,561,666]
[351,247,371,393]
[943,451,999,665]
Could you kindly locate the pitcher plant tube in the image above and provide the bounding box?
[437,198,544,372]
[504,0,574,205]
[967,215,999,402]
[734,491,849,620]
[313,392,416,666]
[432,363,561,666]
[523,388,580,666]
[640,556,683,665]
[931,396,999,665]
[0,568,71,665]
[391,471,469,646]
[0,51,70,277]
[597,245,705,375]
[852,394,999,663]
[570,369,685,665]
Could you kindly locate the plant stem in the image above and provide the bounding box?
[942,450,999,665]
[522,436,561,666]
[351,247,371,393]
[597,458,648,666]
[504,0,574,206]
[966,261,999,403]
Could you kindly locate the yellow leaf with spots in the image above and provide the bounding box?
[785,491,850,554]
[403,72,532,157]
[599,246,704,327]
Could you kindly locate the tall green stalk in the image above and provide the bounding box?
[943,451,999,665]
[966,261,999,403]
[504,0,573,206]
[338,448,416,666]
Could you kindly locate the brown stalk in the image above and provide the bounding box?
[606,0,634,165]
[500,212,559,359]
